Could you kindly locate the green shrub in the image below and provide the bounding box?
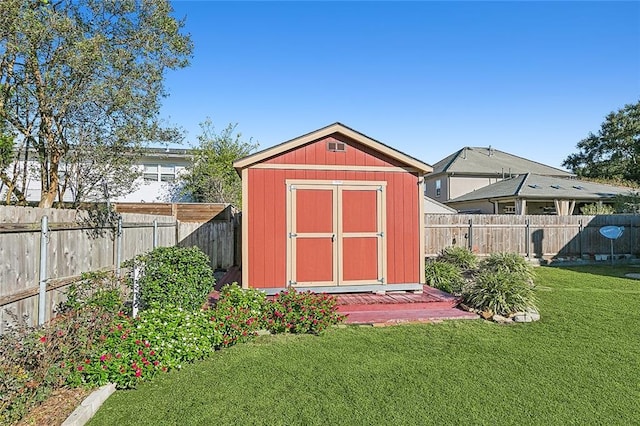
[424,260,465,294]
[213,284,268,348]
[58,270,125,315]
[266,290,345,335]
[126,246,215,311]
[463,270,537,316]
[479,252,534,284]
[69,307,222,389]
[437,246,478,269]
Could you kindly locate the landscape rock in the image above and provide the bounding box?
[513,310,540,322]
[492,314,512,324]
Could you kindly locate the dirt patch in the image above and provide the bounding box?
[16,387,93,426]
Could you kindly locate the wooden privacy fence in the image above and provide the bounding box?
[425,214,640,258]
[0,206,236,333]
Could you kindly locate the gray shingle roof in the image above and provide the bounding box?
[432,147,573,176]
[448,174,632,203]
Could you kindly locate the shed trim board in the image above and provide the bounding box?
[249,163,420,173]
[286,180,387,288]
[233,122,432,174]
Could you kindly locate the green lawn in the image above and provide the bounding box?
[90,266,640,425]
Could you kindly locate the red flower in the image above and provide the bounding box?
[135,370,142,377]
[138,350,143,356]
[77,365,84,371]
[161,367,168,372]
[100,354,106,362]
[135,339,141,345]
[84,359,91,364]
[149,350,156,356]
[116,353,122,359]
[39,336,47,343]
[153,361,159,366]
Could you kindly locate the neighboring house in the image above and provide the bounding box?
[425,146,574,203]
[113,148,192,203]
[0,147,193,204]
[446,173,631,215]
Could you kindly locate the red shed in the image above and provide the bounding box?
[233,123,433,295]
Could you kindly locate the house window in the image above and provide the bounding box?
[435,179,441,197]
[160,165,176,182]
[143,164,158,181]
[143,164,177,182]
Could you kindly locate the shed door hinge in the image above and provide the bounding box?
[289,233,297,238]
[377,232,384,237]
[289,280,297,285]
[378,277,385,284]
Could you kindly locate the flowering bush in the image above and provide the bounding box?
[0,307,115,424]
[69,307,223,388]
[212,284,267,348]
[265,290,345,335]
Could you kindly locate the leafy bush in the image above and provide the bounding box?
[463,270,537,316]
[69,307,222,389]
[265,290,345,335]
[58,270,125,315]
[437,246,478,269]
[479,252,535,284]
[0,307,115,424]
[213,284,267,347]
[126,246,215,311]
[424,260,465,294]
[579,203,615,215]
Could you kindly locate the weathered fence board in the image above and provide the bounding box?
[425,214,640,258]
[0,206,236,333]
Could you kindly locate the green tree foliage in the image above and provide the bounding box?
[563,101,640,185]
[579,203,615,215]
[0,119,28,204]
[181,119,258,207]
[0,0,192,207]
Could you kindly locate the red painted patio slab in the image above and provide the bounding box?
[207,271,478,324]
[336,285,478,324]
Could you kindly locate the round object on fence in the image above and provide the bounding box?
[599,226,624,240]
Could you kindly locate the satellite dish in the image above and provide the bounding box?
[599,226,624,265]
[599,226,624,240]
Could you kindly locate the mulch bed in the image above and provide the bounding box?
[16,387,93,426]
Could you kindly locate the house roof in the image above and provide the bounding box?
[424,196,457,214]
[233,122,433,173]
[448,174,632,203]
[432,147,573,177]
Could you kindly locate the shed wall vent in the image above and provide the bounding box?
[327,141,346,152]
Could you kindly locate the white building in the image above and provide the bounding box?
[0,147,193,204]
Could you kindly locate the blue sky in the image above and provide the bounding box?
[161,1,640,169]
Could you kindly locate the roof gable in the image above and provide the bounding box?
[233,122,432,173]
[432,147,573,177]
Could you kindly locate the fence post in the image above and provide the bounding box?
[525,218,530,258]
[132,264,140,318]
[153,219,158,249]
[578,219,583,259]
[38,215,49,326]
[468,218,473,251]
[115,217,123,277]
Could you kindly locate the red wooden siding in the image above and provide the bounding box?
[247,166,419,288]
[263,135,407,168]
